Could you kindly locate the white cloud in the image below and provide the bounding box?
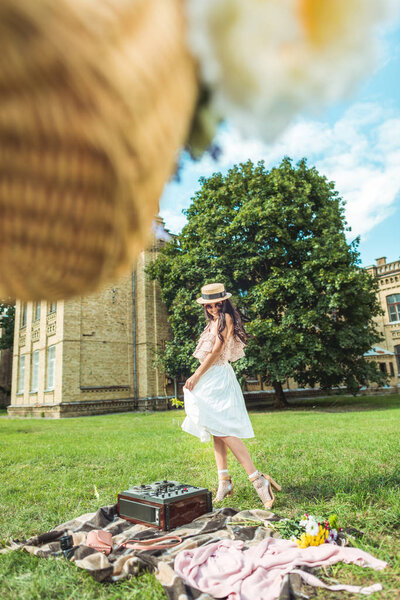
[158,207,187,236]
[159,102,400,240]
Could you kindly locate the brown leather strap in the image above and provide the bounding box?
[249,471,262,483]
[118,534,183,551]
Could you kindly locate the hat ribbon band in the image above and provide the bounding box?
[202,291,226,300]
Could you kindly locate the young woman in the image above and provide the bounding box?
[182,282,281,509]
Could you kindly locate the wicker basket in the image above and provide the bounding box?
[0,0,197,300]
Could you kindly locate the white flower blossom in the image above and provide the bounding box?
[290,535,297,543]
[305,519,320,536]
[328,528,338,543]
[299,518,308,527]
[186,0,397,141]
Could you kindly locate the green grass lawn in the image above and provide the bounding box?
[0,395,399,599]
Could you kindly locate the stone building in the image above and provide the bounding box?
[364,256,400,387]
[7,241,400,418]
[7,217,172,418]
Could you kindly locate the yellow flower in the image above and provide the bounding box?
[314,525,329,545]
[297,533,309,549]
[297,526,330,548]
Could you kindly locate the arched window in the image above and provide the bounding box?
[48,301,57,314]
[46,345,56,390]
[34,302,41,321]
[18,355,25,393]
[394,345,400,373]
[387,294,400,322]
[20,303,27,328]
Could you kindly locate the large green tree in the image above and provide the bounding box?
[147,158,385,407]
[0,300,15,399]
[0,301,15,351]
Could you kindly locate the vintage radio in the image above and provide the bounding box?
[117,480,212,531]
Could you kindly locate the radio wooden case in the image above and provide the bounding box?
[117,480,213,531]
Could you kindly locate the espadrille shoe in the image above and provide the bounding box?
[214,474,234,502]
[249,473,281,510]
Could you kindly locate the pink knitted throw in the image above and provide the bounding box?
[174,538,386,600]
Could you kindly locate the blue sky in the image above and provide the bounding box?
[159,22,400,268]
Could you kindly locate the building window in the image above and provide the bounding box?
[378,363,387,374]
[395,345,400,373]
[31,350,39,392]
[21,303,27,328]
[47,345,56,390]
[34,302,41,321]
[389,362,395,377]
[18,355,25,393]
[48,301,57,315]
[387,294,400,322]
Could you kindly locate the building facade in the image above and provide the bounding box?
[7,245,400,418]
[364,256,400,387]
[7,217,172,418]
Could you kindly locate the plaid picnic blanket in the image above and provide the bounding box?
[1,504,308,599]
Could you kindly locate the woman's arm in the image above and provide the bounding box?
[184,314,233,391]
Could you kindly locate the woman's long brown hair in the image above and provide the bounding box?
[203,298,248,344]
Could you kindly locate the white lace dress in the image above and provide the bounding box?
[182,320,255,442]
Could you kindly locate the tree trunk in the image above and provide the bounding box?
[272,381,289,409]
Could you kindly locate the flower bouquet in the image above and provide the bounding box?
[271,513,343,548]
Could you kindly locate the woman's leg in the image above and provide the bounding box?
[220,436,256,475]
[222,436,276,506]
[213,436,233,501]
[213,435,228,470]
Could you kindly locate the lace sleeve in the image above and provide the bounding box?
[192,324,245,364]
[221,334,245,362]
[192,325,216,363]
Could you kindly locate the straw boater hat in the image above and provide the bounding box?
[196,283,232,305]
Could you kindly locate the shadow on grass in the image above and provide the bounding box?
[250,394,400,414]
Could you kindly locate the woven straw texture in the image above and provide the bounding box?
[0,0,197,301]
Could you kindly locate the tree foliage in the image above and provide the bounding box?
[147,158,385,407]
[0,300,15,351]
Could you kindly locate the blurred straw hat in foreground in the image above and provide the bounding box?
[0,0,393,301]
[0,0,197,300]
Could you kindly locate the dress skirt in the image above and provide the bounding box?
[182,362,255,442]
